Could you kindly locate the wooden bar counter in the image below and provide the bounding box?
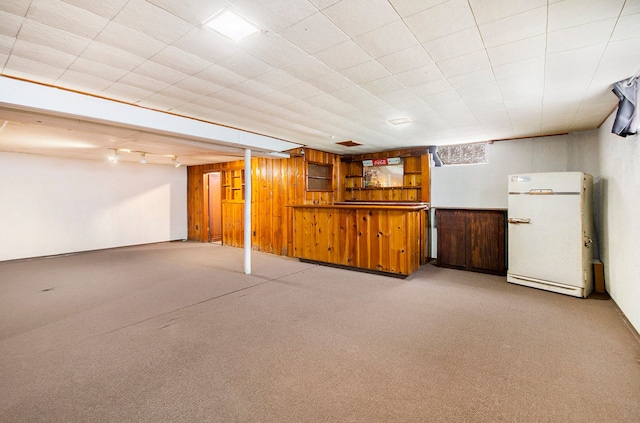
[290,202,429,276]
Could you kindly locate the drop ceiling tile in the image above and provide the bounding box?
[17,19,91,56]
[253,68,301,91]
[80,41,146,71]
[479,6,546,47]
[323,0,399,38]
[622,0,640,15]
[354,19,419,59]
[493,56,544,81]
[469,0,546,25]
[217,51,272,79]
[309,0,341,10]
[360,75,405,95]
[395,63,444,87]
[233,0,318,32]
[411,79,453,97]
[448,68,495,89]
[279,82,325,100]
[456,81,503,102]
[548,0,625,32]
[377,44,434,74]
[281,56,333,81]
[146,0,227,25]
[486,35,545,67]
[602,37,640,60]
[173,28,239,64]
[280,12,349,55]
[424,27,484,62]
[62,0,128,19]
[305,93,342,109]
[173,76,223,96]
[69,57,128,81]
[214,88,256,105]
[403,0,476,43]
[245,34,308,68]
[438,49,491,78]
[228,79,273,98]
[547,19,616,53]
[138,93,186,111]
[257,91,298,107]
[191,95,233,110]
[134,61,189,85]
[195,65,246,88]
[388,0,448,18]
[0,0,31,15]
[341,60,390,84]
[151,46,212,76]
[96,21,166,59]
[114,0,193,44]
[27,0,109,38]
[12,39,76,69]
[330,85,371,102]
[307,71,354,92]
[315,40,371,71]
[498,76,544,100]
[0,34,13,55]
[0,10,24,36]
[158,85,203,104]
[611,12,640,41]
[56,69,114,92]
[4,55,66,82]
[118,72,171,93]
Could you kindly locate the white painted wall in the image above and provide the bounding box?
[0,152,187,261]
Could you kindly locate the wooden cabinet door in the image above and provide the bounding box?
[436,209,467,269]
[469,210,506,275]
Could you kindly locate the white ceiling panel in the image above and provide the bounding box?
[388,0,447,18]
[354,20,419,59]
[280,12,349,54]
[245,35,308,68]
[233,0,318,33]
[0,0,637,163]
[62,0,129,19]
[548,0,625,32]
[27,0,109,38]
[403,0,475,43]
[96,21,166,59]
[17,19,91,56]
[0,10,25,37]
[323,0,399,38]
[479,6,547,48]
[113,0,193,44]
[314,40,371,71]
[80,41,146,71]
[423,27,484,62]
[377,44,434,74]
[469,0,546,25]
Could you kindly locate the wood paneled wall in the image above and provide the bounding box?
[187,148,341,256]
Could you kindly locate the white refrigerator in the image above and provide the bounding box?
[507,172,594,298]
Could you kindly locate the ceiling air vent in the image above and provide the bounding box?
[336,140,362,147]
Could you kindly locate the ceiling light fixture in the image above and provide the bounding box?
[387,117,412,126]
[204,9,260,42]
[108,149,120,163]
[171,156,181,168]
[139,153,147,164]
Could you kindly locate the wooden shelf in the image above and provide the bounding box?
[346,186,421,190]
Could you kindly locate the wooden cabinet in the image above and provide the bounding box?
[436,208,506,276]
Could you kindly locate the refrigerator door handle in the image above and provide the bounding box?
[508,217,531,224]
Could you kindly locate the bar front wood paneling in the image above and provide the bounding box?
[290,203,429,276]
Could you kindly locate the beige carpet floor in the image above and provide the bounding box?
[1,242,639,422]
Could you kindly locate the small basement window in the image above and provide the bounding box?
[437,143,487,165]
[307,162,332,191]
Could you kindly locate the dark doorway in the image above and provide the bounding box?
[207,172,222,242]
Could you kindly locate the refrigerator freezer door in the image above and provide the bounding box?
[507,193,585,292]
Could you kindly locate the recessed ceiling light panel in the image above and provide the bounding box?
[204,9,260,42]
[387,117,412,126]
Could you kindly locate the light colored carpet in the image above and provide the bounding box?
[1,242,639,422]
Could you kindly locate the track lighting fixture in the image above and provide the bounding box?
[107,149,182,167]
[171,156,181,168]
[139,153,147,164]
